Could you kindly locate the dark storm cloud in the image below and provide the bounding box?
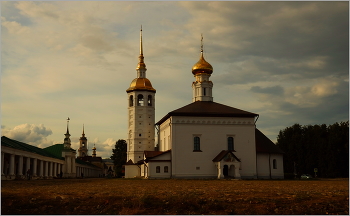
[190,1,349,81]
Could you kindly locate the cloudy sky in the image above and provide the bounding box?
[1,1,349,158]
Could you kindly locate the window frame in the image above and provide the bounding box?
[227,137,234,151]
[193,136,202,152]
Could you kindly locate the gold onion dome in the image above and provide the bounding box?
[92,146,96,150]
[192,51,213,75]
[192,34,213,75]
[126,78,156,93]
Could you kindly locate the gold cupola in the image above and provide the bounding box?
[126,26,156,93]
[192,35,213,75]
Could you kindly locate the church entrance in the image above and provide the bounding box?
[223,165,229,177]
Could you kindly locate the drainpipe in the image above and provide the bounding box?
[155,124,160,151]
[255,114,259,179]
[254,114,259,125]
[168,118,172,178]
[269,153,271,179]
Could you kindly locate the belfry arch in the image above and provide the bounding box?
[137,94,144,106]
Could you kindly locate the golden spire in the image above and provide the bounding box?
[192,34,213,75]
[136,25,146,71]
[82,124,85,136]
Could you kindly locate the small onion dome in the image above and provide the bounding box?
[92,146,96,150]
[126,78,156,93]
[192,52,213,75]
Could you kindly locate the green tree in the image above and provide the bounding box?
[276,121,349,178]
[110,139,127,177]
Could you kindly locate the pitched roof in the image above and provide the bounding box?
[212,150,241,162]
[255,128,284,154]
[125,159,135,165]
[44,144,65,159]
[156,101,258,125]
[144,150,171,162]
[1,136,64,160]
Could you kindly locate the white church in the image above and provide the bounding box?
[125,29,284,179]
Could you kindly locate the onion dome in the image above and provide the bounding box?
[192,51,213,75]
[126,78,156,93]
[192,34,213,75]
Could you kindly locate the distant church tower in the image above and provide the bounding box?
[78,125,88,157]
[92,144,96,157]
[126,27,156,164]
[192,35,214,102]
[63,117,72,149]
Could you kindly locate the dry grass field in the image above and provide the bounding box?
[1,178,348,215]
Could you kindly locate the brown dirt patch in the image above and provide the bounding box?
[1,178,348,215]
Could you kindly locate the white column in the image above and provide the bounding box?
[39,160,43,177]
[18,156,23,176]
[1,152,4,175]
[44,161,48,177]
[53,162,57,177]
[49,162,53,177]
[66,157,71,173]
[26,157,31,174]
[33,158,37,176]
[71,156,76,174]
[9,154,15,176]
[57,163,61,175]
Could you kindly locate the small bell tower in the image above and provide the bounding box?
[126,26,156,164]
[63,117,71,149]
[78,124,88,157]
[92,144,96,157]
[192,34,214,102]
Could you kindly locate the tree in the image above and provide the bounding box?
[276,121,349,178]
[110,139,127,177]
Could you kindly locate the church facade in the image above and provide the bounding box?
[125,30,284,179]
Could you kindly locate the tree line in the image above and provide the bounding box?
[276,121,349,178]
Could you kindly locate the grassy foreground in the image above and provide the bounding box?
[1,178,348,215]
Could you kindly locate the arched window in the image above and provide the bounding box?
[137,94,144,106]
[228,137,234,150]
[147,95,152,106]
[164,166,168,173]
[156,166,160,173]
[203,88,206,96]
[273,159,277,169]
[194,136,200,151]
[129,95,133,107]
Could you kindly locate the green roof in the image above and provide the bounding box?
[1,136,64,160]
[44,144,65,159]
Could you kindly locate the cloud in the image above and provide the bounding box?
[2,124,54,148]
[250,86,284,96]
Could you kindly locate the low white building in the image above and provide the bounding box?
[125,32,284,179]
[1,121,104,180]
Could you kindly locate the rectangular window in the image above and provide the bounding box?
[194,136,201,151]
[164,166,168,173]
[156,166,160,173]
[273,159,277,169]
[228,137,234,150]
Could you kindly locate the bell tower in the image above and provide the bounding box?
[192,34,214,102]
[78,125,88,157]
[126,27,156,164]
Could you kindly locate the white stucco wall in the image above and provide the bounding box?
[127,90,156,163]
[161,116,257,179]
[147,161,171,179]
[256,153,284,179]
